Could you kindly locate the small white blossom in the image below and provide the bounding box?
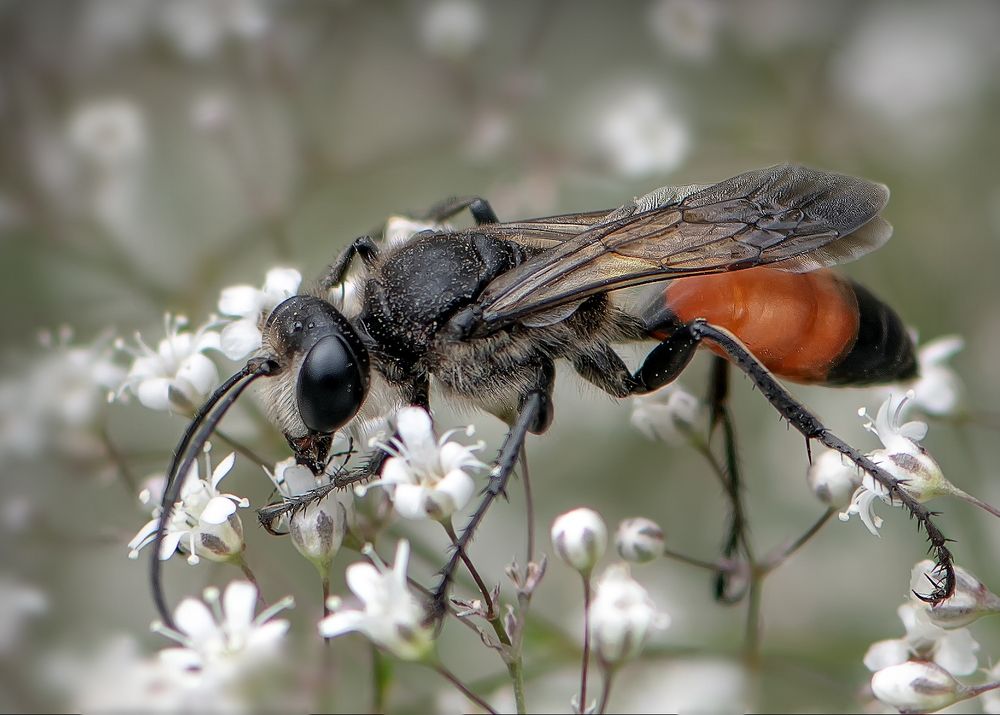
[592,84,690,178]
[359,407,485,522]
[909,560,1000,629]
[266,458,349,571]
[981,662,1000,714]
[864,603,979,677]
[190,91,234,133]
[153,581,292,683]
[807,449,862,509]
[158,0,269,60]
[615,517,665,564]
[419,0,485,59]
[217,267,301,361]
[870,661,964,713]
[118,314,222,411]
[67,97,147,168]
[0,576,47,655]
[877,335,965,418]
[551,507,607,575]
[648,0,723,61]
[588,563,670,664]
[128,450,248,565]
[630,383,703,446]
[840,392,945,535]
[318,541,433,661]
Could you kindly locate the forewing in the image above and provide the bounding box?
[477,164,890,327]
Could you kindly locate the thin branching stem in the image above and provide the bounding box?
[432,662,497,714]
[579,574,593,713]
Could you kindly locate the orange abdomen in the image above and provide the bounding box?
[660,268,859,383]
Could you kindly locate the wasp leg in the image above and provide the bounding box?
[706,356,751,604]
[633,319,956,602]
[318,235,380,292]
[430,360,554,619]
[420,196,499,225]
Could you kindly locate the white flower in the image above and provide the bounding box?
[190,91,234,133]
[153,581,292,682]
[981,662,1000,714]
[864,603,979,677]
[551,507,608,575]
[592,84,690,178]
[158,0,269,59]
[840,392,946,536]
[588,564,670,664]
[909,560,1000,629]
[860,391,928,454]
[615,517,665,564]
[67,97,147,167]
[419,0,485,59]
[876,335,965,418]
[359,407,485,522]
[647,0,723,61]
[266,458,349,571]
[128,450,248,565]
[46,636,215,714]
[217,268,301,360]
[118,314,222,411]
[318,541,433,661]
[807,449,862,509]
[870,661,964,714]
[630,383,703,446]
[0,576,47,656]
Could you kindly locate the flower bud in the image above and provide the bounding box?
[615,517,665,563]
[193,513,244,564]
[868,444,950,503]
[910,560,1000,629]
[806,449,861,509]
[588,563,669,664]
[870,661,964,713]
[630,384,703,446]
[551,508,607,575]
[290,497,348,572]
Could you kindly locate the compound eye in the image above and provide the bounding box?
[296,334,367,434]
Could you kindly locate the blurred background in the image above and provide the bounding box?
[2,0,1000,712]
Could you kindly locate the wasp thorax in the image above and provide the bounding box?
[265,296,371,434]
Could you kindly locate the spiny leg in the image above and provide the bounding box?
[430,363,554,619]
[318,234,380,292]
[257,377,430,532]
[707,356,752,603]
[634,319,956,602]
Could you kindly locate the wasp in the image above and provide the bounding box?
[151,164,955,626]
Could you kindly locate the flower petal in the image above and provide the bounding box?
[173,597,217,642]
[262,268,301,302]
[220,320,263,361]
[210,452,237,489]
[935,629,979,676]
[177,353,219,398]
[380,457,415,486]
[223,581,258,631]
[345,562,382,605]
[318,610,366,638]
[200,496,237,524]
[436,469,475,513]
[863,638,908,671]
[218,285,263,318]
[392,483,430,520]
[136,377,173,411]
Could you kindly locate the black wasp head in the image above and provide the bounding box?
[265,295,371,434]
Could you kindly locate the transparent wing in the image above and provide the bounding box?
[476,164,891,328]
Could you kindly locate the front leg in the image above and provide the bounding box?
[257,376,430,533]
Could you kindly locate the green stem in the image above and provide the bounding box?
[235,556,266,608]
[597,664,617,714]
[743,571,763,670]
[579,574,593,713]
[762,508,834,573]
[371,645,391,713]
